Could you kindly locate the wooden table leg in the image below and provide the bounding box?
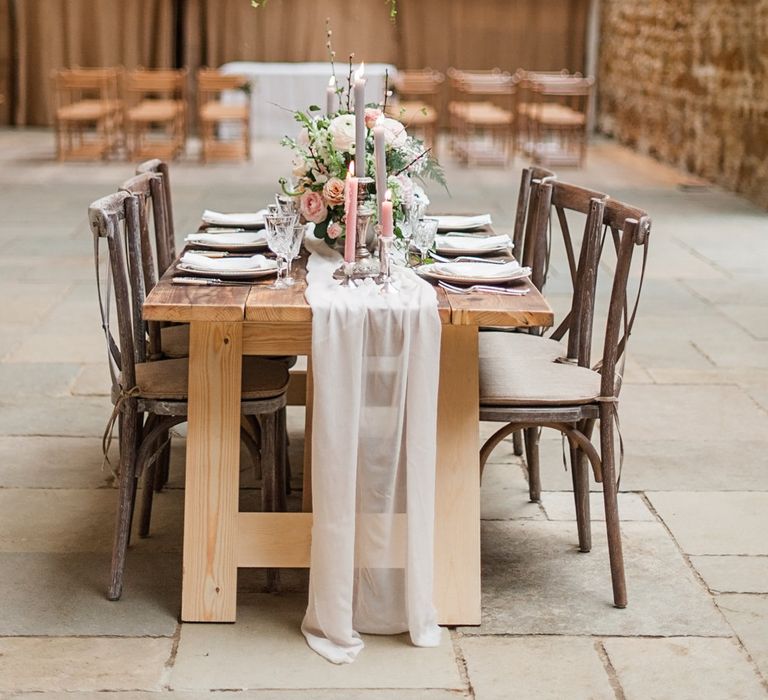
[434,325,482,625]
[182,321,243,622]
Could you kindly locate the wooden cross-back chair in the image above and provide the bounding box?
[89,191,290,600]
[197,68,251,162]
[124,68,187,161]
[387,68,444,152]
[447,68,516,166]
[52,68,122,160]
[478,180,651,608]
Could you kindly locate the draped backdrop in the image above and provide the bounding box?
[0,0,589,126]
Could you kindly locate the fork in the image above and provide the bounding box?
[438,280,529,296]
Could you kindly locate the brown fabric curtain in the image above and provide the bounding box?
[2,0,588,126]
[7,0,176,125]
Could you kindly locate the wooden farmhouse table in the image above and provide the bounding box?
[143,246,553,626]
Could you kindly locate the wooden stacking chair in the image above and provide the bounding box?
[124,68,187,161]
[479,179,651,608]
[89,190,290,600]
[197,68,251,162]
[526,76,594,167]
[52,68,122,160]
[514,70,574,154]
[387,68,444,153]
[447,68,516,166]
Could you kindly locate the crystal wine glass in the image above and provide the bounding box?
[264,213,297,289]
[283,222,307,287]
[412,217,439,265]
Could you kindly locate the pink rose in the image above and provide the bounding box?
[322,177,346,206]
[364,107,383,129]
[299,190,328,224]
[327,221,343,239]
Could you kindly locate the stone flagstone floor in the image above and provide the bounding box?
[0,128,767,699]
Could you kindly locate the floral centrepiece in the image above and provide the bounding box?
[280,95,445,247]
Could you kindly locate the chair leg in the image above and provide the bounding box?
[108,401,140,601]
[126,412,144,548]
[259,411,284,591]
[524,427,541,502]
[570,442,591,552]
[512,429,524,456]
[599,407,627,608]
[154,438,171,493]
[278,406,292,496]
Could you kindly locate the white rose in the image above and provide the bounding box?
[292,156,309,178]
[382,117,408,149]
[297,127,310,147]
[328,114,357,153]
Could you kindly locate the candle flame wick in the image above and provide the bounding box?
[354,62,365,80]
[348,161,355,177]
[385,188,392,202]
[328,76,336,87]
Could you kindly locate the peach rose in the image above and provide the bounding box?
[327,221,343,239]
[364,107,383,129]
[299,190,328,224]
[322,177,346,206]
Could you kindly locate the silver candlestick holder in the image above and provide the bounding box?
[376,233,398,294]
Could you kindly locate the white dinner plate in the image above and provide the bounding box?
[434,214,493,232]
[186,239,269,252]
[416,262,530,286]
[185,230,269,252]
[434,234,511,256]
[175,263,278,281]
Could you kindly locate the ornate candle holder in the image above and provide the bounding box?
[376,232,398,295]
[333,176,380,283]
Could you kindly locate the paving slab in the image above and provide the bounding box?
[0,362,81,397]
[0,281,69,324]
[464,521,729,636]
[541,491,655,521]
[0,636,173,692]
[71,363,111,395]
[0,488,183,552]
[536,438,768,492]
[0,552,181,636]
[460,636,614,700]
[717,594,768,682]
[4,691,467,700]
[690,556,768,594]
[480,460,545,521]
[170,594,464,691]
[0,395,112,436]
[4,330,108,363]
[603,637,766,700]
[0,436,112,488]
[647,492,768,555]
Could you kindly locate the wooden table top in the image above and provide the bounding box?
[144,237,553,329]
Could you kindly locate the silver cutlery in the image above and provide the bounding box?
[431,252,510,264]
[199,226,247,233]
[438,280,529,296]
[172,276,254,287]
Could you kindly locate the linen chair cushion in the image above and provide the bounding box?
[127,100,182,122]
[160,324,190,358]
[480,356,601,406]
[479,330,565,363]
[200,102,248,122]
[125,356,289,401]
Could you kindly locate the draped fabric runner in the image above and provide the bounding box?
[301,237,442,664]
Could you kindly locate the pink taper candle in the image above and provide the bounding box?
[380,189,394,238]
[344,162,358,263]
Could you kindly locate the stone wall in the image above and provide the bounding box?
[597,0,768,208]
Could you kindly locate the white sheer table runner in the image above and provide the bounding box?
[301,237,442,663]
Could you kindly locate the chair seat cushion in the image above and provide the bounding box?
[132,356,289,401]
[127,100,183,122]
[480,355,601,406]
[480,331,565,363]
[200,101,248,121]
[58,100,118,121]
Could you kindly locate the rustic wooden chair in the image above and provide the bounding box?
[387,68,444,153]
[197,68,251,162]
[527,77,594,167]
[52,68,122,160]
[447,68,516,166]
[89,190,290,600]
[124,68,187,161]
[479,182,651,608]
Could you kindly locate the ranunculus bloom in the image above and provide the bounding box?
[327,221,343,239]
[299,190,328,224]
[322,177,346,206]
[328,114,357,153]
[364,107,382,129]
[382,117,408,149]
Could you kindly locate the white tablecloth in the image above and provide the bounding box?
[220,62,397,140]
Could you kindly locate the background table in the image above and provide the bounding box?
[219,62,397,140]
[144,249,552,625]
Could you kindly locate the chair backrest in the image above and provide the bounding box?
[135,158,176,272]
[393,69,444,96]
[448,68,516,97]
[512,165,556,257]
[532,76,594,116]
[197,68,249,96]
[124,68,187,104]
[88,190,145,393]
[52,68,120,108]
